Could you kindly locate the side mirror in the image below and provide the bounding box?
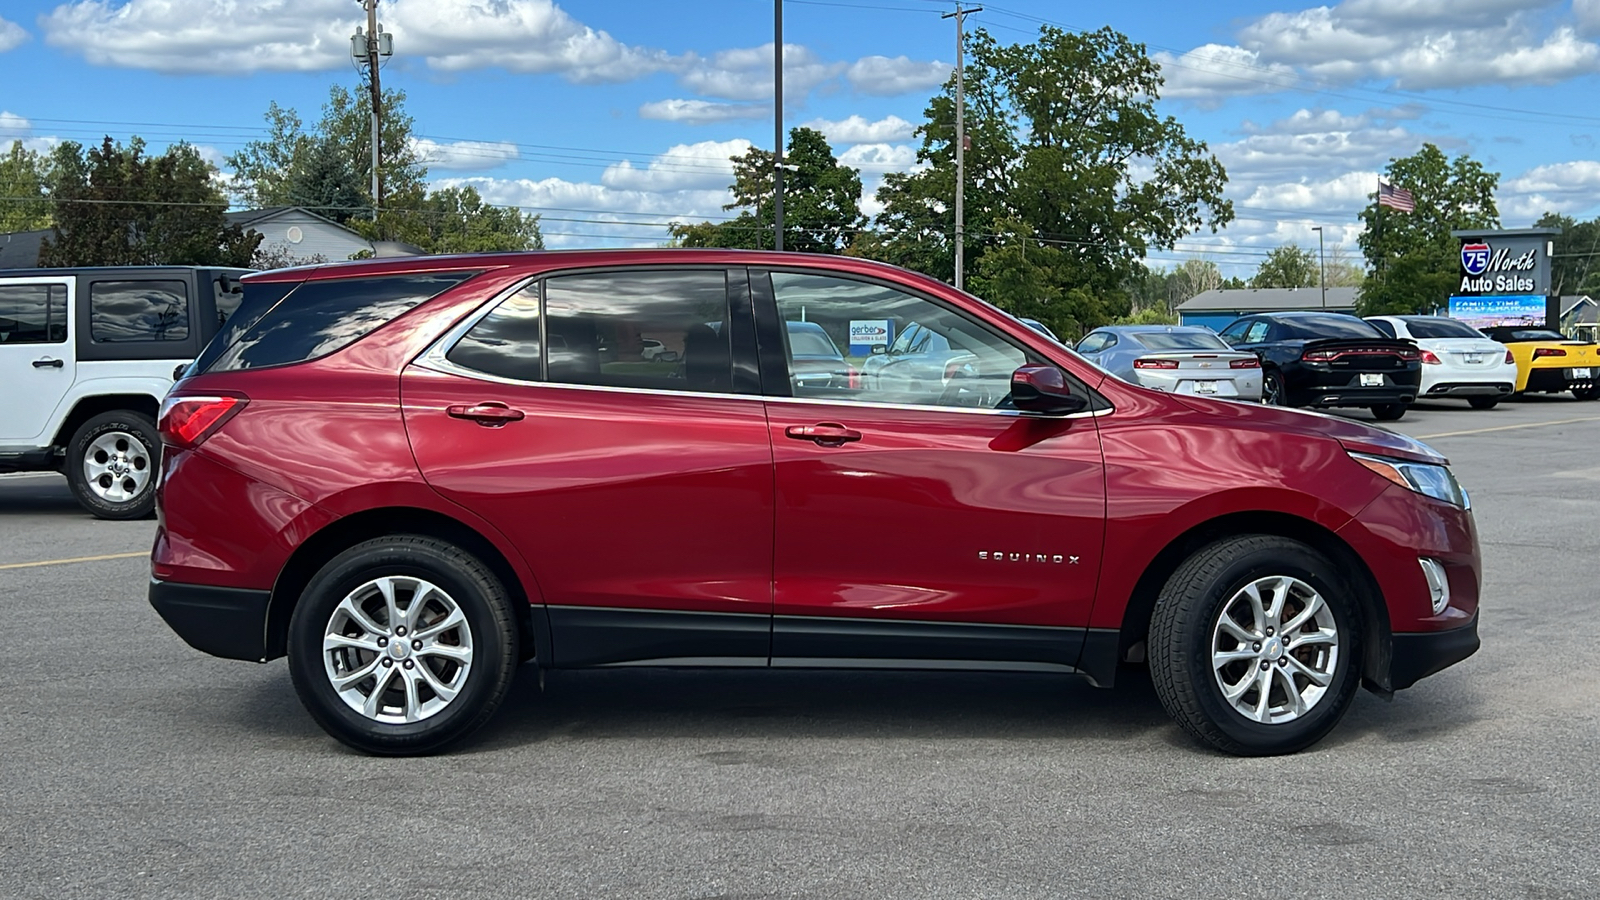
[1011,364,1088,415]
[871,344,887,355]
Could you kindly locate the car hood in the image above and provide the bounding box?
[1170,393,1447,465]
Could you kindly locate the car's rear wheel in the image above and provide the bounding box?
[1572,386,1599,401]
[1370,403,1406,421]
[287,536,519,755]
[66,411,160,520]
[1262,370,1286,406]
[1467,396,1500,410]
[1149,535,1362,756]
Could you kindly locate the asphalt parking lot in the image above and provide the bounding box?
[3,396,1598,900]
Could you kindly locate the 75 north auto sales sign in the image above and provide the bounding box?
[1456,233,1548,296]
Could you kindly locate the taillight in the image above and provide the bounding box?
[1133,358,1179,369]
[847,365,860,390]
[1302,350,1334,361]
[1396,348,1421,361]
[1229,357,1260,369]
[158,394,247,450]
[1534,347,1567,358]
[1505,350,1515,364]
[1420,350,1442,365]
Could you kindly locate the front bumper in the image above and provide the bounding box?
[1389,611,1480,690]
[149,578,272,662]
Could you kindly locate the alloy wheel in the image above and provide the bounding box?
[1210,575,1339,724]
[82,431,153,504]
[322,576,475,724]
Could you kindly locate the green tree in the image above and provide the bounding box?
[670,127,864,253]
[863,26,1233,338]
[380,185,543,254]
[0,141,53,232]
[1251,244,1319,288]
[1537,212,1600,296]
[1357,144,1498,315]
[39,137,260,267]
[1324,243,1365,288]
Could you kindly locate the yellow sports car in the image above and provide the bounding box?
[1480,327,1600,400]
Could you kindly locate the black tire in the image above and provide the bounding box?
[1261,369,1287,406]
[287,536,519,755]
[65,410,160,520]
[1370,403,1406,421]
[1148,535,1363,756]
[1467,396,1500,410]
[1572,386,1599,401]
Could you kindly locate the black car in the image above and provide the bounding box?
[1218,312,1423,420]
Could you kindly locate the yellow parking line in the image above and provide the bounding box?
[0,551,147,571]
[1417,415,1600,440]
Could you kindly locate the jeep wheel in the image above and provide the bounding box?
[1149,535,1363,756]
[66,411,160,520]
[287,536,519,755]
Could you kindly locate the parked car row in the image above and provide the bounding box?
[1073,311,1598,420]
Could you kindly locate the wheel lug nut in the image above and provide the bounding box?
[1278,657,1288,666]
[1252,642,1262,651]
[377,637,388,647]
[1266,627,1275,636]
[412,640,422,651]
[382,658,393,668]
[1260,661,1270,670]
[402,659,414,669]
[395,626,407,636]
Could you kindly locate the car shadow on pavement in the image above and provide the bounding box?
[0,474,81,515]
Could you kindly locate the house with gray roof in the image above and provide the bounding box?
[0,206,371,269]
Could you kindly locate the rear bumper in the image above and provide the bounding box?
[1389,612,1480,690]
[1422,382,1513,397]
[1525,367,1595,393]
[1301,388,1416,408]
[149,578,271,662]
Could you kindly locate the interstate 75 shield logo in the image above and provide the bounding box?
[1462,242,1491,275]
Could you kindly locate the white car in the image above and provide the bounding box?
[1365,315,1518,409]
[0,266,249,517]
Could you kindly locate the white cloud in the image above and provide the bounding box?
[599,139,750,193]
[837,142,918,174]
[846,55,950,96]
[1579,0,1600,36]
[676,43,843,102]
[805,115,915,144]
[1155,44,1300,105]
[410,138,520,171]
[0,111,62,154]
[1503,160,1600,220]
[388,0,674,82]
[639,99,769,125]
[0,16,26,52]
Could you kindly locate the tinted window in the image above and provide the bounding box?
[191,280,302,375]
[1277,315,1382,339]
[1405,317,1486,339]
[213,278,245,328]
[770,272,1027,408]
[90,281,189,342]
[447,284,541,382]
[1076,333,1107,353]
[545,270,732,393]
[206,272,476,372]
[1503,330,1565,342]
[1131,331,1228,350]
[1368,318,1398,338]
[0,283,67,344]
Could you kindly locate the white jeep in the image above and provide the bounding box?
[0,266,250,518]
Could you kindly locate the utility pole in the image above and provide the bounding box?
[773,0,784,252]
[943,3,980,290]
[1312,225,1326,308]
[352,1,392,216]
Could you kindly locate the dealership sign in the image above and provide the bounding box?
[1454,230,1552,297]
[1447,295,1547,329]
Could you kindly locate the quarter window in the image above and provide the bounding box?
[768,271,1026,409]
[1076,333,1107,354]
[1244,321,1270,343]
[0,283,67,344]
[447,284,541,383]
[90,281,189,342]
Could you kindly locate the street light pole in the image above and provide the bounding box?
[943,3,980,291]
[773,0,784,252]
[1312,226,1326,308]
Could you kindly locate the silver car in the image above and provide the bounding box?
[1076,325,1264,401]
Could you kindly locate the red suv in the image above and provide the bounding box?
[150,250,1480,756]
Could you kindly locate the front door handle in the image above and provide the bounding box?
[785,423,862,447]
[447,402,525,426]
[32,357,64,369]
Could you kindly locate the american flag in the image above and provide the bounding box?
[1378,181,1415,212]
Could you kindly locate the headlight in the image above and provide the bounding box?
[1350,453,1470,509]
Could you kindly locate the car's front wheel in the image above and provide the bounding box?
[1149,535,1363,756]
[1261,370,1287,406]
[66,411,160,520]
[287,536,519,755]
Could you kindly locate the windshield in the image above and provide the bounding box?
[1279,315,1384,340]
[1500,329,1567,341]
[1132,331,1228,351]
[1405,317,1485,339]
[788,329,839,357]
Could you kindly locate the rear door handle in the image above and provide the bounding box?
[785,423,862,447]
[447,403,525,426]
[32,358,64,369]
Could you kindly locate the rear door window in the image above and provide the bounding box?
[1244,321,1270,343]
[0,283,67,344]
[89,281,189,343]
[204,272,476,373]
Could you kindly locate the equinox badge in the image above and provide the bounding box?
[979,551,1079,564]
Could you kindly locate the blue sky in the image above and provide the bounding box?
[5,0,1600,276]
